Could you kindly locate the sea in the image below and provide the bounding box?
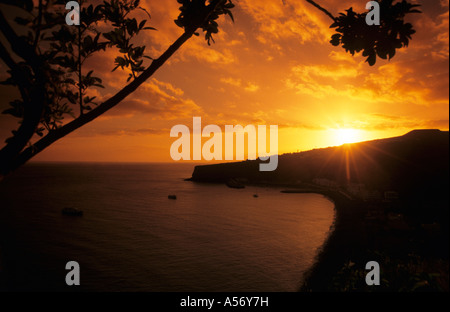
[0,162,335,292]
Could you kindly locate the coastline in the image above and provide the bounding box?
[292,188,366,291]
[192,179,368,291]
[281,186,448,291]
[266,185,367,291]
[210,181,449,292]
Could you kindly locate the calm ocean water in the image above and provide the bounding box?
[0,162,335,292]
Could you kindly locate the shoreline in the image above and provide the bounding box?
[193,180,366,291]
[209,181,449,291]
[290,188,365,291]
[278,186,448,291]
[262,185,365,291]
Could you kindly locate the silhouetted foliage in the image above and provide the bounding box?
[0,0,419,176]
[175,0,235,44]
[1,0,154,133]
[329,0,421,65]
[0,0,235,175]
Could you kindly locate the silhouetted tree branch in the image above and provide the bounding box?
[305,0,336,22]
[0,0,420,177]
[0,0,235,176]
[0,8,46,177]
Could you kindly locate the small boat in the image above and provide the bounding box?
[62,207,83,216]
[168,195,177,200]
[253,194,259,198]
[226,178,245,189]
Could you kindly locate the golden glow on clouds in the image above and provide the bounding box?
[1,0,448,163]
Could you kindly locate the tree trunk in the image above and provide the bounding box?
[0,0,226,176]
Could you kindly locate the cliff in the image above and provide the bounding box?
[193,129,447,183]
[191,129,449,291]
[191,129,449,221]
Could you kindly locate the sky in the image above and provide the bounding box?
[0,0,448,163]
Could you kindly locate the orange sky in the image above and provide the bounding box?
[0,0,448,163]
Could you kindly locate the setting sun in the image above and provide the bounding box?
[333,128,363,146]
[0,0,447,294]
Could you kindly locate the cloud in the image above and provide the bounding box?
[238,0,334,46]
[245,83,260,92]
[99,78,203,120]
[285,54,448,111]
[220,77,242,87]
[71,127,169,138]
[138,0,238,65]
[277,122,325,131]
[220,77,260,92]
[284,62,362,99]
[292,63,359,80]
[1,0,448,160]
[328,51,357,64]
[355,114,449,131]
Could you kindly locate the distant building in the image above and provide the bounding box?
[384,191,400,202]
[346,183,366,197]
[386,212,410,231]
[313,178,338,188]
[365,205,385,221]
[342,183,383,201]
[362,190,383,201]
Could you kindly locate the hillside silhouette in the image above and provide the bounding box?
[191,129,449,222]
[191,129,449,291]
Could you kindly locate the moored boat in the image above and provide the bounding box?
[61,207,83,216]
